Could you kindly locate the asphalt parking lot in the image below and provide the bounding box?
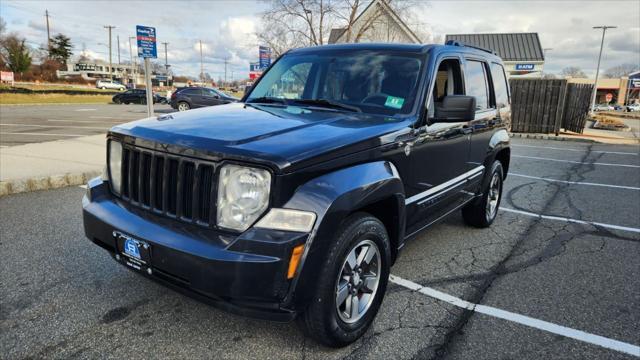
[1,138,639,359]
[0,104,175,147]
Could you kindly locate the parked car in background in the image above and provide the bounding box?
[96,79,126,91]
[594,103,614,111]
[85,42,511,347]
[626,103,640,112]
[170,87,239,111]
[112,89,164,105]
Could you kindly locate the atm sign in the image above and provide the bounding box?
[515,64,535,71]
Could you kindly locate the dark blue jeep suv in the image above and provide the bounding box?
[83,42,511,347]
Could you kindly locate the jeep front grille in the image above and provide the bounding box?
[117,145,217,226]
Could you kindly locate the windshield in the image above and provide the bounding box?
[246,51,425,116]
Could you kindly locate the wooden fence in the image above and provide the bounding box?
[509,79,593,134]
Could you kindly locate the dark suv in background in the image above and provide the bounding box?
[84,42,511,347]
[170,87,239,111]
[112,89,166,105]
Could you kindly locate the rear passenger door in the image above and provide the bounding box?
[463,58,499,190]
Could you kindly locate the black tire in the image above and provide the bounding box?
[462,160,504,228]
[123,101,129,105]
[177,101,190,111]
[300,212,391,347]
[113,98,121,104]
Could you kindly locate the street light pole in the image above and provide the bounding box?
[104,25,116,80]
[590,26,617,113]
[129,36,136,89]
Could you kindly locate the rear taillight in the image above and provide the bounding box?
[171,93,177,99]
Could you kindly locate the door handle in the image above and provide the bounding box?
[461,125,473,135]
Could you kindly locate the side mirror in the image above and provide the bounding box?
[213,94,220,99]
[433,95,476,122]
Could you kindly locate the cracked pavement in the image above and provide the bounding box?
[1,138,639,359]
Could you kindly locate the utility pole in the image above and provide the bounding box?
[224,57,228,86]
[199,40,204,84]
[104,25,116,80]
[161,42,169,71]
[117,35,121,64]
[590,26,617,114]
[45,10,51,48]
[128,36,136,89]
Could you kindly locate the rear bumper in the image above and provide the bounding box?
[82,178,307,321]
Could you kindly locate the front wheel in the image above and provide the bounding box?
[300,213,391,347]
[462,160,504,228]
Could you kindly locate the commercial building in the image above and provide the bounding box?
[57,60,173,87]
[445,33,545,77]
[567,73,640,105]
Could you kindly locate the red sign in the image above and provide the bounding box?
[605,93,613,102]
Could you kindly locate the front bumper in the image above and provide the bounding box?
[82,178,307,321]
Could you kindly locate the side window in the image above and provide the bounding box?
[465,60,490,111]
[490,63,510,108]
[265,62,312,99]
[428,58,463,118]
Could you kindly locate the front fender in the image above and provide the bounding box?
[281,161,405,307]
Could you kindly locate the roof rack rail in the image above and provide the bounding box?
[445,40,497,55]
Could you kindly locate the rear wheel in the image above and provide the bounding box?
[178,101,190,111]
[462,160,504,228]
[300,213,390,347]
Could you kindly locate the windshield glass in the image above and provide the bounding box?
[246,51,425,116]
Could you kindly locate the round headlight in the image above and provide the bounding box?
[217,165,271,231]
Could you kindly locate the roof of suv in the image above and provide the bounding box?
[287,43,502,62]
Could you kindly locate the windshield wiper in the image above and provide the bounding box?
[245,96,286,104]
[291,99,362,113]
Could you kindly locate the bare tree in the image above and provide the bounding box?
[257,0,424,56]
[560,66,587,78]
[603,63,639,78]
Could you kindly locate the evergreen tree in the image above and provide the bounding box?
[48,33,73,65]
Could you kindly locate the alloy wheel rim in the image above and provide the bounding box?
[486,172,501,220]
[178,103,188,111]
[335,239,381,324]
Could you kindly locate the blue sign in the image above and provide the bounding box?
[136,25,157,59]
[515,64,535,71]
[259,46,271,69]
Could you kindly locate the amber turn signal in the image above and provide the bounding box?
[287,244,305,279]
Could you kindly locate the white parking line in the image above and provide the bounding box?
[389,275,640,357]
[48,119,123,124]
[74,109,96,112]
[512,144,639,156]
[510,173,640,191]
[513,155,640,169]
[499,207,640,233]
[1,124,108,130]
[89,116,118,119]
[0,132,85,137]
[78,185,87,189]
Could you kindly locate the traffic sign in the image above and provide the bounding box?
[136,25,157,59]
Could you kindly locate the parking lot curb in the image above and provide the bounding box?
[0,170,101,197]
[509,133,597,143]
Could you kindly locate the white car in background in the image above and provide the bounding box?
[626,103,640,112]
[594,103,614,111]
[96,79,126,91]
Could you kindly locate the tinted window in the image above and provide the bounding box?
[490,63,509,108]
[203,88,218,97]
[182,88,201,96]
[465,60,489,110]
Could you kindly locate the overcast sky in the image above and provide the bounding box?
[1,0,638,79]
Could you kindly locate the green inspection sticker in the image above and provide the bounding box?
[384,96,405,109]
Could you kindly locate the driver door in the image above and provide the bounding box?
[405,56,474,235]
